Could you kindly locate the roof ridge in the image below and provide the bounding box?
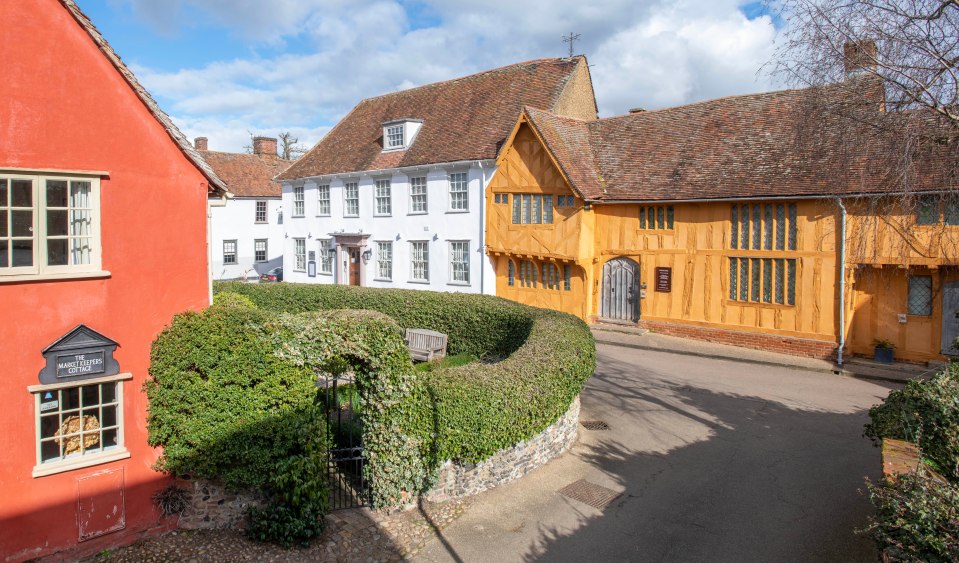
[599,86,811,123]
[525,105,593,124]
[57,0,229,195]
[360,56,583,103]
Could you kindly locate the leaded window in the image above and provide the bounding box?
[639,205,674,230]
[908,275,933,315]
[511,194,554,224]
[508,260,515,286]
[729,256,797,305]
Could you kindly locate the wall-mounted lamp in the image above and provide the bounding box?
[362,249,372,262]
[307,232,312,239]
[432,233,439,241]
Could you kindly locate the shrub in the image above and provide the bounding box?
[862,470,959,562]
[214,282,596,486]
[864,366,959,481]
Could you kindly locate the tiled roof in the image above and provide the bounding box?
[524,83,955,201]
[59,1,228,195]
[278,57,589,180]
[200,151,289,197]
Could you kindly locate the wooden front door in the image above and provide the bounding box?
[348,248,361,286]
[941,281,959,355]
[601,257,640,323]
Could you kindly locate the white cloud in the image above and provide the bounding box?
[122,0,780,151]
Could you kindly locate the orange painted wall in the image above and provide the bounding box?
[0,1,211,560]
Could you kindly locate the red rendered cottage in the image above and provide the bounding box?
[0,1,228,560]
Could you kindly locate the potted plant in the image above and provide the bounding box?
[873,338,895,364]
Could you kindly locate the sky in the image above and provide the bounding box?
[75,0,784,153]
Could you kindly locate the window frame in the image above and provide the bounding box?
[374,179,392,216]
[318,239,333,275]
[292,186,305,217]
[316,185,331,217]
[254,200,268,223]
[410,240,430,282]
[908,275,933,316]
[222,239,238,265]
[0,172,104,280]
[448,172,469,212]
[449,240,470,285]
[254,239,267,263]
[375,240,393,281]
[409,176,428,214]
[293,238,306,272]
[343,182,360,217]
[385,124,405,150]
[29,373,132,478]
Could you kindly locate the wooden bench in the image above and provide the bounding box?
[405,328,448,362]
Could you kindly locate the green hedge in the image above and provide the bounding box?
[215,281,596,467]
[864,366,959,482]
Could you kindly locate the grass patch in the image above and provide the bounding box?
[414,353,478,372]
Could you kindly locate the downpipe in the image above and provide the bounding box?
[836,197,847,368]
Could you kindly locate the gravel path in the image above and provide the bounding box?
[91,498,470,562]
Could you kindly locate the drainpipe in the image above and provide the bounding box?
[836,197,847,368]
[477,161,487,295]
[207,192,229,305]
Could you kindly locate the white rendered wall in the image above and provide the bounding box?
[210,197,284,280]
[282,162,496,295]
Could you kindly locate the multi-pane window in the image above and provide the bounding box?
[34,381,123,469]
[563,264,572,291]
[319,239,332,274]
[1,174,100,275]
[494,194,509,205]
[729,257,796,305]
[410,177,428,214]
[293,186,305,217]
[254,239,267,262]
[255,200,268,223]
[223,240,237,265]
[508,260,515,286]
[908,275,933,315]
[410,241,429,281]
[513,258,572,291]
[511,194,555,224]
[639,205,674,230]
[375,179,392,215]
[731,202,797,250]
[449,172,468,211]
[519,260,537,287]
[449,241,470,284]
[317,185,330,216]
[376,241,393,280]
[544,263,561,289]
[916,195,959,226]
[294,238,306,271]
[556,195,576,208]
[386,124,404,149]
[344,182,359,217]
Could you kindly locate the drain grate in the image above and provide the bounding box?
[580,420,610,431]
[558,479,622,510]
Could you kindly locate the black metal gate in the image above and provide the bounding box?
[319,372,370,510]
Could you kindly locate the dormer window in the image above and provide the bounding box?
[382,119,422,152]
[386,125,404,149]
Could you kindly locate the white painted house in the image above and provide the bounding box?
[202,136,290,280]
[276,57,598,293]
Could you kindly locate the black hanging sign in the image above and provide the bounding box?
[38,325,120,385]
[655,267,672,293]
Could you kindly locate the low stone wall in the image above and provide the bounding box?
[176,478,266,530]
[423,395,580,503]
[635,319,838,360]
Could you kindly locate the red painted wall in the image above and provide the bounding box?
[0,1,211,560]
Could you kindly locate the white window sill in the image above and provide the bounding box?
[374,278,393,282]
[408,280,430,285]
[0,270,111,284]
[448,281,471,287]
[291,215,305,219]
[344,215,360,218]
[33,448,130,478]
[408,211,428,216]
[374,214,393,218]
[446,210,470,214]
[319,271,333,276]
[316,214,331,217]
[382,147,408,153]
[254,221,268,225]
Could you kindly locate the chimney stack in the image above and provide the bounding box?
[194,137,208,151]
[844,40,877,76]
[253,136,278,156]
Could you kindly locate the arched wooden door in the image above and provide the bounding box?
[601,257,640,322]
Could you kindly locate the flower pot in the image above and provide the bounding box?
[874,346,894,364]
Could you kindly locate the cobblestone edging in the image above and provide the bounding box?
[424,395,580,503]
[177,477,266,530]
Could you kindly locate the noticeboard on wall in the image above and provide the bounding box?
[655,267,672,293]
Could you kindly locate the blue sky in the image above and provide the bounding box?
[75,0,782,153]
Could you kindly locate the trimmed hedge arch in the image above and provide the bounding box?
[215,282,596,471]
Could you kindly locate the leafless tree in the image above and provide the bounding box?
[277,131,308,160]
[770,0,959,127]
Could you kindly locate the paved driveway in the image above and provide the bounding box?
[416,343,898,562]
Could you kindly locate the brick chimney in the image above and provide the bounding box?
[844,40,877,76]
[252,136,278,156]
[194,137,208,151]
